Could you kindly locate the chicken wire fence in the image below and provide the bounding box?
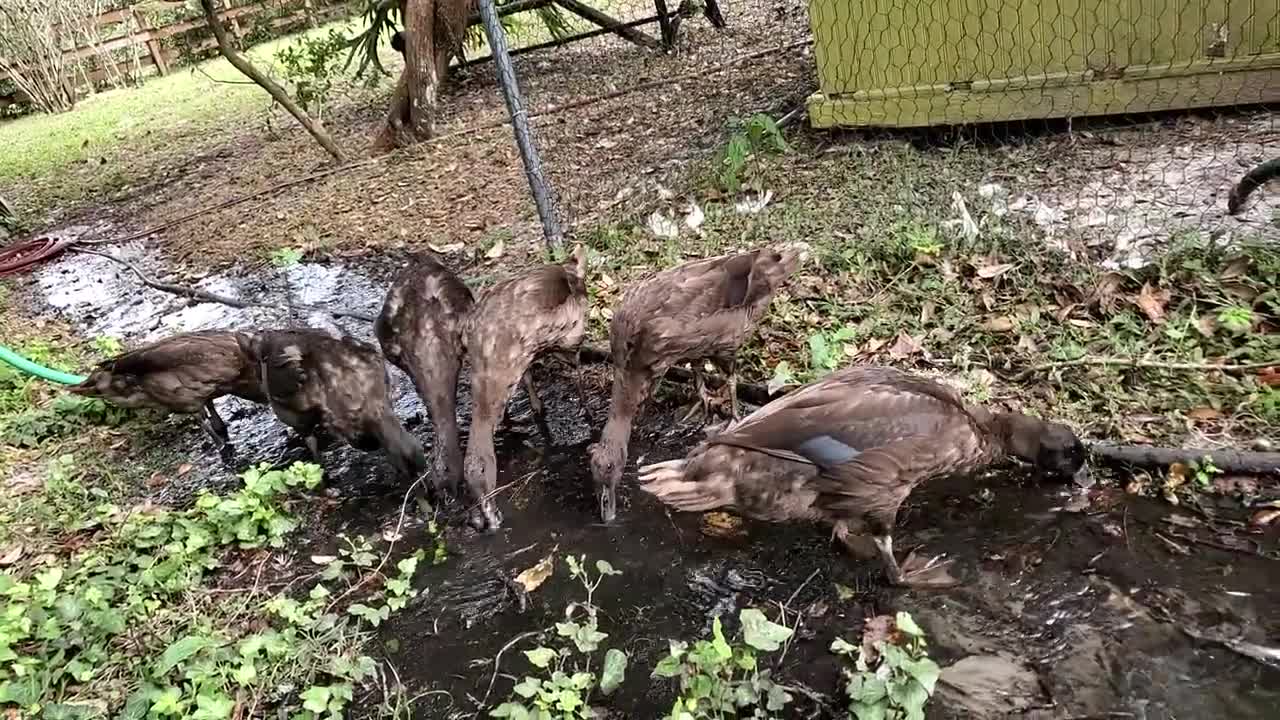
[465,0,1278,265]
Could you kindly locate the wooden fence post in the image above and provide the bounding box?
[132,9,169,76]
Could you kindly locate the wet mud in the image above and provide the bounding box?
[18,245,1280,718]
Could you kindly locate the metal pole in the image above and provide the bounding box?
[475,0,565,251]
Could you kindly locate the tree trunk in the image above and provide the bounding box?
[375,0,475,151]
[197,0,346,162]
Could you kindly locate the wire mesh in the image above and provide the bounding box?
[452,0,1278,265]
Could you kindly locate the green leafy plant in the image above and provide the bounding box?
[1216,305,1254,334]
[491,556,629,719]
[275,27,352,119]
[830,612,940,720]
[269,246,305,267]
[807,326,858,378]
[91,335,123,357]
[0,393,129,447]
[652,608,795,719]
[1190,455,1223,490]
[715,113,788,194]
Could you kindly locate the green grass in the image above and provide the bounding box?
[0,19,391,219]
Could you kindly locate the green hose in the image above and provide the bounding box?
[0,344,87,385]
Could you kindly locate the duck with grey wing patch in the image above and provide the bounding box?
[588,245,803,524]
[638,366,1088,589]
[70,329,266,447]
[376,252,473,500]
[252,328,426,486]
[463,245,588,531]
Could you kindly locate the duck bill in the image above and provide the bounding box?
[1071,463,1092,488]
[599,485,617,524]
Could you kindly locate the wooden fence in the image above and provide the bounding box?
[0,0,349,110]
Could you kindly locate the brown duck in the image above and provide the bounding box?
[376,253,474,498]
[70,329,265,444]
[252,328,426,481]
[463,245,588,530]
[588,246,802,523]
[638,366,1087,588]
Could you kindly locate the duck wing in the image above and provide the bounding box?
[708,367,989,523]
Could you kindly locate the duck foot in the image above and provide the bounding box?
[874,535,958,589]
[468,501,504,533]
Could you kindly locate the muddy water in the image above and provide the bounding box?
[22,247,1280,719]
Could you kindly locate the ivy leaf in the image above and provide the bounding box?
[191,691,235,720]
[710,616,732,660]
[739,608,793,652]
[595,559,620,576]
[300,685,331,713]
[490,703,531,719]
[512,677,541,698]
[149,687,185,716]
[348,603,390,627]
[901,656,941,694]
[524,647,557,669]
[652,653,684,678]
[851,674,888,704]
[851,700,887,720]
[600,648,627,695]
[156,635,213,676]
[895,611,925,638]
[830,637,858,656]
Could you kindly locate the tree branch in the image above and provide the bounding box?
[197,0,346,162]
[1088,442,1280,475]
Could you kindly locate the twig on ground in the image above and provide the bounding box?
[1010,357,1274,382]
[481,630,541,706]
[71,247,377,322]
[326,478,423,613]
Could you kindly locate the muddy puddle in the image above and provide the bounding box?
[17,240,1280,718]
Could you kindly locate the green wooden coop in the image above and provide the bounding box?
[805,0,1280,127]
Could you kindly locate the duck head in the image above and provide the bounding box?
[587,440,621,523]
[68,364,148,407]
[998,413,1090,488]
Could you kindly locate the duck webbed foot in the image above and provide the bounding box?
[679,366,716,425]
[873,534,958,589]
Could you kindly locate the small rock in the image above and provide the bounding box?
[939,654,1045,716]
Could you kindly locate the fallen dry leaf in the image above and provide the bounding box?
[429,242,465,254]
[983,316,1016,333]
[1134,282,1170,324]
[888,331,924,360]
[860,615,901,665]
[1089,272,1127,312]
[514,548,557,593]
[0,544,23,567]
[1258,367,1280,387]
[1185,407,1222,422]
[176,463,193,477]
[700,511,746,539]
[310,555,338,565]
[647,211,679,240]
[485,239,506,259]
[919,300,936,324]
[1194,313,1217,338]
[146,472,167,489]
[976,261,1016,279]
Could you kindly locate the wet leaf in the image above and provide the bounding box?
[647,211,679,240]
[739,608,793,651]
[599,648,628,695]
[0,544,23,567]
[983,316,1016,333]
[700,511,746,539]
[1185,407,1222,422]
[684,202,705,232]
[1134,282,1170,324]
[975,261,1015,279]
[895,611,924,638]
[767,361,796,395]
[888,331,923,360]
[524,647,556,669]
[514,549,556,593]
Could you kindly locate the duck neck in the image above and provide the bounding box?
[599,372,647,459]
[990,412,1045,463]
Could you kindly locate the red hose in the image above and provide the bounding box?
[0,236,71,276]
